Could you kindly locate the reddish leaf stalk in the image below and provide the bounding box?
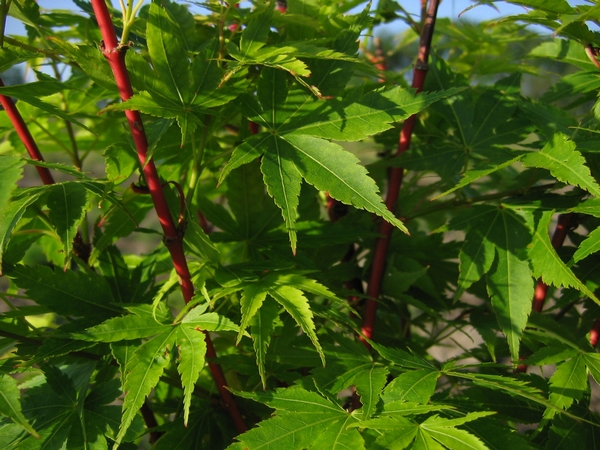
[0,78,55,185]
[90,0,247,434]
[590,319,600,347]
[361,0,440,343]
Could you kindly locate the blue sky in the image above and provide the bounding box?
[3,0,540,37]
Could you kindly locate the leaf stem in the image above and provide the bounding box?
[90,0,247,434]
[361,0,440,345]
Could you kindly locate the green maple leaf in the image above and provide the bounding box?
[71,304,238,446]
[220,68,459,251]
[450,206,534,362]
[522,133,600,197]
[103,2,240,145]
[229,386,364,450]
[2,365,140,449]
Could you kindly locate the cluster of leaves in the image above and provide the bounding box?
[1,0,600,448]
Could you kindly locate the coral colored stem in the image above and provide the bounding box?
[0,78,55,185]
[90,0,246,433]
[590,319,600,348]
[361,0,440,344]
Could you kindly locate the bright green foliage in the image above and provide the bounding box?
[0,374,38,438]
[4,0,600,449]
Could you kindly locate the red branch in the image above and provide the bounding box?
[361,0,440,343]
[0,78,55,185]
[90,0,247,434]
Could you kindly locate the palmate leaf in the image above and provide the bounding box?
[522,133,600,197]
[237,272,342,384]
[219,67,460,250]
[527,210,598,302]
[229,386,364,450]
[104,3,239,145]
[5,364,136,450]
[76,304,236,446]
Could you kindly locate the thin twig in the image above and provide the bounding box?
[361,0,441,345]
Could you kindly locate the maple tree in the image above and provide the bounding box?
[2,0,600,448]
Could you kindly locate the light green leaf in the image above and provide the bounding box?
[230,386,362,450]
[382,369,440,405]
[115,328,177,448]
[282,87,466,141]
[572,226,600,264]
[529,210,598,302]
[182,310,240,332]
[268,285,324,365]
[240,4,274,59]
[383,401,455,417]
[370,342,436,371]
[175,326,207,426]
[73,313,168,342]
[147,1,190,106]
[544,354,587,420]
[238,282,268,344]
[582,352,600,384]
[522,133,600,197]
[184,221,220,264]
[47,183,88,270]
[0,84,92,132]
[0,374,38,438]
[283,134,407,233]
[483,208,534,362]
[420,412,494,450]
[0,156,24,216]
[353,366,389,419]
[372,417,418,449]
[455,223,496,301]
[434,154,522,200]
[250,296,280,388]
[261,136,302,252]
[219,132,272,185]
[0,189,44,269]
